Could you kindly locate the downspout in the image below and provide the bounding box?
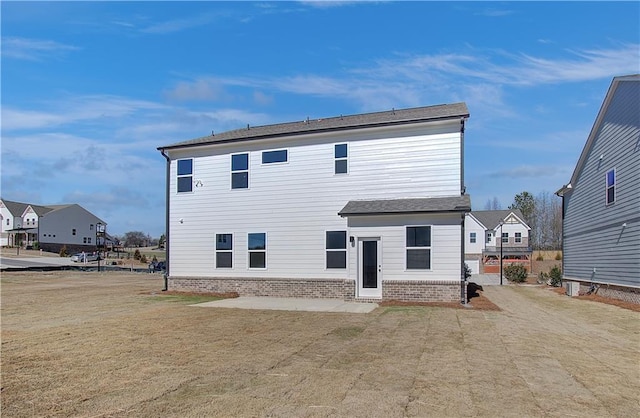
[461,212,467,305]
[160,148,171,292]
[460,117,468,305]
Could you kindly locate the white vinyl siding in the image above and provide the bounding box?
[167,122,463,280]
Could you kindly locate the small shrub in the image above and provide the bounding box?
[464,263,472,280]
[33,241,39,250]
[140,254,148,264]
[549,265,562,287]
[152,255,158,263]
[555,252,562,260]
[59,245,68,257]
[134,249,141,260]
[536,254,544,261]
[504,264,528,283]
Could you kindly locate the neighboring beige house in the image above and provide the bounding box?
[0,198,108,254]
[464,210,532,274]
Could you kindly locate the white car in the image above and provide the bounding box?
[71,253,100,262]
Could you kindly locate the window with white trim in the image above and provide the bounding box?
[248,233,266,268]
[406,226,431,269]
[216,234,233,268]
[262,150,288,164]
[486,232,492,243]
[334,144,348,174]
[177,159,193,193]
[231,154,249,189]
[470,232,476,243]
[515,232,522,243]
[326,231,347,269]
[606,169,615,205]
[502,232,509,243]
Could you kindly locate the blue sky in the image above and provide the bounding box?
[2,1,639,238]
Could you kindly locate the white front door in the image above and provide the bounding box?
[358,237,382,299]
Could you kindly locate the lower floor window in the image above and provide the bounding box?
[248,233,266,268]
[406,226,431,269]
[216,234,233,268]
[326,231,347,268]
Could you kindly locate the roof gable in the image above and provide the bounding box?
[159,102,469,150]
[469,209,530,230]
[559,74,640,195]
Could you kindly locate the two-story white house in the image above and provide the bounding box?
[0,199,107,254]
[464,210,532,275]
[158,103,472,303]
[557,74,639,303]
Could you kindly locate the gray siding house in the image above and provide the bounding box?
[557,74,639,302]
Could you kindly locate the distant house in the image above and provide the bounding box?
[158,103,472,302]
[0,199,107,254]
[464,210,532,274]
[556,74,640,302]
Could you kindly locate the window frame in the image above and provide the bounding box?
[231,153,249,190]
[470,232,476,244]
[248,232,266,269]
[325,230,347,269]
[262,149,288,165]
[606,168,616,205]
[515,232,522,243]
[177,158,194,193]
[502,232,509,244]
[215,233,233,269]
[406,225,432,270]
[334,143,348,174]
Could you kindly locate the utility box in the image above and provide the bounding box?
[565,281,580,297]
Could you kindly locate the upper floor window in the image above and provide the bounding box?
[486,232,492,243]
[231,153,249,189]
[90,224,94,230]
[6,219,9,226]
[335,144,348,174]
[72,228,76,236]
[502,232,509,244]
[262,150,288,164]
[470,232,476,243]
[606,169,615,205]
[515,232,522,243]
[177,159,193,193]
[406,226,431,270]
[326,231,347,269]
[248,233,266,269]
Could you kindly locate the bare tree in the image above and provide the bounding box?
[484,197,502,210]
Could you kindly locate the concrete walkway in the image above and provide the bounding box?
[193,296,379,313]
[469,273,501,286]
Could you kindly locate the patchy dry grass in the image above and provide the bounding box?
[1,271,638,417]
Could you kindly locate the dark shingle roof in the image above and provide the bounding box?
[159,102,469,150]
[1,200,29,216]
[338,195,471,217]
[469,209,528,230]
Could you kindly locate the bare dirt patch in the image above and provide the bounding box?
[2,271,638,417]
[549,286,640,312]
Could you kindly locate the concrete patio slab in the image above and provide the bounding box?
[192,297,379,313]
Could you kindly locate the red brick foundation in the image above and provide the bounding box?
[168,277,462,303]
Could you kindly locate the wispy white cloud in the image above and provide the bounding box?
[164,42,637,118]
[1,37,80,61]
[2,95,169,131]
[140,13,222,34]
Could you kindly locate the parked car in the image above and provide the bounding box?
[149,260,166,272]
[71,252,100,262]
